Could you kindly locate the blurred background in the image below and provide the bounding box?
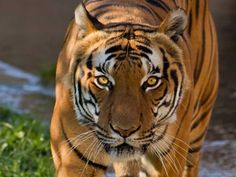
[0,0,235,176]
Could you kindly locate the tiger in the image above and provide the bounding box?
[50,0,218,177]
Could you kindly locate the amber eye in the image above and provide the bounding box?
[147,76,158,87]
[97,76,109,86]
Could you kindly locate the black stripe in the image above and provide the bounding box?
[116,53,126,61]
[166,69,179,115]
[152,125,168,143]
[73,63,94,122]
[173,0,178,6]
[88,87,98,104]
[106,32,151,47]
[159,96,191,157]
[90,2,157,17]
[96,130,116,140]
[90,3,113,14]
[151,66,160,74]
[146,0,170,12]
[95,65,106,74]
[188,146,202,153]
[154,85,168,102]
[134,132,153,141]
[94,10,110,19]
[93,3,159,21]
[151,108,158,117]
[106,35,124,45]
[60,121,108,171]
[94,124,109,134]
[160,48,169,80]
[88,1,159,21]
[140,52,151,61]
[190,129,207,145]
[77,81,94,119]
[194,18,216,110]
[156,64,183,122]
[188,11,192,35]
[84,99,100,116]
[193,0,206,83]
[136,45,153,54]
[87,72,92,79]
[105,45,122,54]
[200,81,218,110]
[130,55,140,60]
[195,0,200,19]
[86,54,93,70]
[105,54,116,62]
[191,111,209,130]
[104,23,157,33]
[135,35,152,46]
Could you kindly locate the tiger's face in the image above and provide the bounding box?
[70,5,188,161]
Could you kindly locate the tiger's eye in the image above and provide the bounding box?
[97,76,109,86]
[147,76,158,86]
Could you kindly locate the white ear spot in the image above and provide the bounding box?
[75,4,86,27]
[139,171,147,177]
[160,9,188,38]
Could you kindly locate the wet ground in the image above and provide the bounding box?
[0,60,54,121]
[0,0,235,176]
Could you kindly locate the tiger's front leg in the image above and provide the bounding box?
[51,133,108,177]
[51,105,109,177]
[140,141,191,177]
[56,165,106,177]
[113,160,142,177]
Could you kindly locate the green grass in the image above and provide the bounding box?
[0,107,54,177]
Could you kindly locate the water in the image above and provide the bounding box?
[0,60,54,120]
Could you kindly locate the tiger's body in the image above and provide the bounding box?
[50,0,218,177]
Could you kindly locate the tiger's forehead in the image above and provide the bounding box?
[104,25,153,46]
[91,34,164,76]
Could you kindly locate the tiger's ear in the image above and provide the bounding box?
[159,9,188,39]
[75,3,104,37]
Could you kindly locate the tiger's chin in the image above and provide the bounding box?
[104,143,147,162]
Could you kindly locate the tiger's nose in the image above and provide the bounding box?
[110,124,141,138]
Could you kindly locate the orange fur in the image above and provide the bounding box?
[51,1,218,176]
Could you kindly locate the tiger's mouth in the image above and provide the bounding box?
[103,143,148,160]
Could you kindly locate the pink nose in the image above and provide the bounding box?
[110,124,140,137]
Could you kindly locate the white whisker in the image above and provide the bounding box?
[151,144,169,177]
[80,138,99,177]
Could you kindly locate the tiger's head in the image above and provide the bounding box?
[68,4,188,161]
